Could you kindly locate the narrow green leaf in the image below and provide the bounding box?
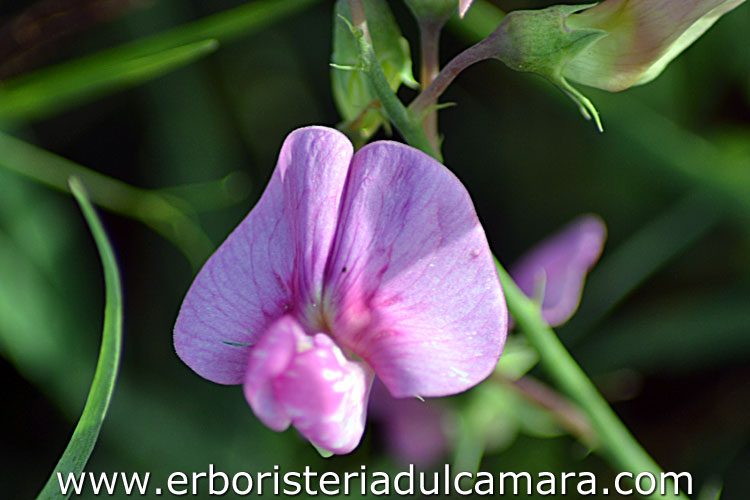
[561,191,720,344]
[577,291,750,374]
[0,39,218,123]
[36,178,124,499]
[0,0,319,123]
[0,130,213,268]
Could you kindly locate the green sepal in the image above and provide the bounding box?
[345,15,440,159]
[487,4,606,131]
[312,442,334,458]
[331,0,417,145]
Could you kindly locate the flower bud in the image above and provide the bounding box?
[481,0,745,129]
[563,0,747,92]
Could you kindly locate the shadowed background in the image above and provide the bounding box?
[0,0,748,498]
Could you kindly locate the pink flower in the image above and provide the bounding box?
[173,127,507,454]
[510,215,607,327]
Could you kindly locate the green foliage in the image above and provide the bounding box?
[404,0,458,24]
[483,4,605,131]
[0,0,318,124]
[36,179,123,499]
[0,40,218,124]
[331,0,417,146]
[0,131,213,268]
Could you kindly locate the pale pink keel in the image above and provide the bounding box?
[174,126,506,454]
[243,316,374,453]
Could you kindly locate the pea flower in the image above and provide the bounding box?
[510,215,606,327]
[173,127,507,454]
[563,0,747,92]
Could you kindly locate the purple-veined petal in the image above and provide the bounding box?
[459,0,474,18]
[273,332,374,454]
[174,127,353,384]
[510,215,606,327]
[323,141,507,399]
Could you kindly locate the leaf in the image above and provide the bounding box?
[36,178,124,499]
[331,0,417,145]
[0,0,319,123]
[0,40,218,124]
[0,130,213,268]
[576,290,750,374]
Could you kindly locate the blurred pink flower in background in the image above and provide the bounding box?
[369,380,451,466]
[510,215,606,327]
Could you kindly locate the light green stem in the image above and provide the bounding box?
[495,260,689,500]
[350,23,441,161]
[0,131,213,268]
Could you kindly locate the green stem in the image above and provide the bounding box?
[417,18,445,152]
[351,23,441,161]
[495,259,690,500]
[408,39,493,117]
[0,131,213,268]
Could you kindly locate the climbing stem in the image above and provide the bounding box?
[0,130,213,268]
[417,18,444,151]
[494,259,689,500]
[409,39,493,117]
[349,16,440,161]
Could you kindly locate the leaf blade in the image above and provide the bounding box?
[0,0,319,123]
[0,39,218,123]
[36,178,124,499]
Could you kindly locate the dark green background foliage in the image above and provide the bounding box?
[1,0,748,498]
